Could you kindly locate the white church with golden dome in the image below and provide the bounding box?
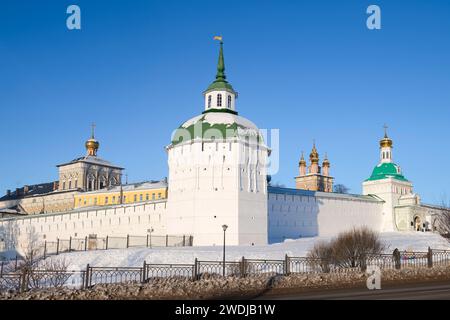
[0,40,448,250]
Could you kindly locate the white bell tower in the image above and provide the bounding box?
[363,126,413,232]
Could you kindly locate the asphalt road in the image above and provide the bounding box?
[255,280,450,300]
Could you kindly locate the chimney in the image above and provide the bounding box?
[53,181,59,191]
[6,190,11,197]
[16,188,21,196]
[24,185,29,194]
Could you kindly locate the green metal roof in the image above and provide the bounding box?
[366,162,409,182]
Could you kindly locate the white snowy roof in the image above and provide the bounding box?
[81,180,167,195]
[181,112,259,130]
[57,155,124,169]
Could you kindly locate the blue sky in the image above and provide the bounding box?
[0,0,449,204]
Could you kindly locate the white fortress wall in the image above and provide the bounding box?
[0,200,168,252]
[315,192,384,236]
[268,187,384,243]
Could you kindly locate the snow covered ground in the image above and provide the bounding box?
[55,232,450,270]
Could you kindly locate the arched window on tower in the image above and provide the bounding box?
[227,95,232,109]
[217,94,222,107]
[208,95,211,108]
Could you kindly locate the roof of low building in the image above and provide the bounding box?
[0,182,56,201]
[268,186,384,202]
[57,155,124,169]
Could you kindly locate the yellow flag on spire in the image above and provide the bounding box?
[213,36,223,41]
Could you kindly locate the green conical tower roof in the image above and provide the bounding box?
[204,41,236,94]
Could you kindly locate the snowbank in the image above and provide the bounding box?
[51,232,450,269]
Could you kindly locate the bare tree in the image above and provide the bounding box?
[0,221,20,273]
[271,182,286,188]
[267,175,272,186]
[333,184,350,194]
[434,197,450,239]
[0,220,19,253]
[18,226,43,273]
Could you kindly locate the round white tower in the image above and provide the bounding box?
[166,39,270,246]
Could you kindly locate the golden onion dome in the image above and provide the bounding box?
[86,138,99,156]
[380,133,393,148]
[86,138,99,150]
[85,123,100,156]
[299,152,306,166]
[309,143,319,163]
[380,125,393,148]
[322,153,330,166]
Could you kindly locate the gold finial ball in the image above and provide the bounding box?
[85,138,99,156]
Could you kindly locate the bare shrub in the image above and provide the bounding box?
[306,227,385,272]
[28,258,70,289]
[331,227,385,270]
[307,241,333,273]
